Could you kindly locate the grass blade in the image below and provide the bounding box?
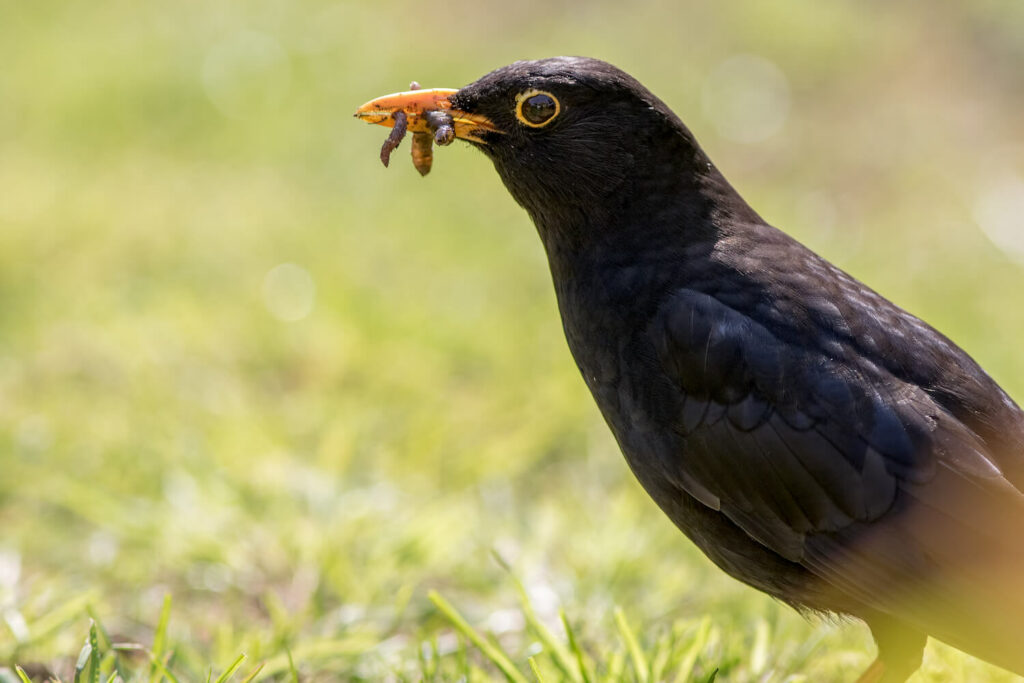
[74,638,94,683]
[495,556,578,683]
[613,607,648,683]
[147,652,181,683]
[89,621,101,683]
[649,632,672,683]
[454,632,470,677]
[14,666,33,683]
[74,621,101,683]
[673,617,711,683]
[559,610,592,683]
[430,634,441,682]
[605,650,625,682]
[239,662,265,683]
[528,656,545,683]
[417,637,431,680]
[149,594,172,683]
[286,647,298,683]
[749,619,770,675]
[213,654,246,683]
[428,590,528,683]
[85,607,112,652]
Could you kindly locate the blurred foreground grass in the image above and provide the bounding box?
[1,0,1023,680]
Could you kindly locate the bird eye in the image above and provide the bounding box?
[515,90,560,128]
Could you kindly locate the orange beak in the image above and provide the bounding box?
[354,88,499,144]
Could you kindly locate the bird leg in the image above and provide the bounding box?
[857,615,927,683]
[854,658,889,683]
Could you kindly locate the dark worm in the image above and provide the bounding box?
[425,110,455,146]
[379,110,408,168]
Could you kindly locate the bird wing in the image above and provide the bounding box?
[647,284,1024,657]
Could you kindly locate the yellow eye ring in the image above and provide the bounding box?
[515,89,560,128]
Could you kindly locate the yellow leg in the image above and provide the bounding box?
[855,659,886,683]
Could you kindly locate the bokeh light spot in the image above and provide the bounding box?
[263,263,316,322]
[975,174,1024,263]
[702,54,791,144]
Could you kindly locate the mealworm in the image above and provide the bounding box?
[411,132,434,176]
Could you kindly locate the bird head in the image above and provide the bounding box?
[356,57,746,252]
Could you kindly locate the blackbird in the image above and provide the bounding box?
[356,57,1024,682]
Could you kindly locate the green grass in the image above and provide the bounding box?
[1,0,1024,680]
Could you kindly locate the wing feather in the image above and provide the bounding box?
[648,286,1024,621]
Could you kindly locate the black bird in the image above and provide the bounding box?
[357,57,1024,682]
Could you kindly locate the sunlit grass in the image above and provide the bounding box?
[1,0,1023,680]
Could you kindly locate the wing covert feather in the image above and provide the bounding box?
[648,288,1019,564]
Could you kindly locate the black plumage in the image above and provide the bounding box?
[358,57,1024,682]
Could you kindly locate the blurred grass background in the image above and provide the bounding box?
[1,0,1024,680]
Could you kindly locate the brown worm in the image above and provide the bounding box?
[411,132,434,176]
[379,110,408,168]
